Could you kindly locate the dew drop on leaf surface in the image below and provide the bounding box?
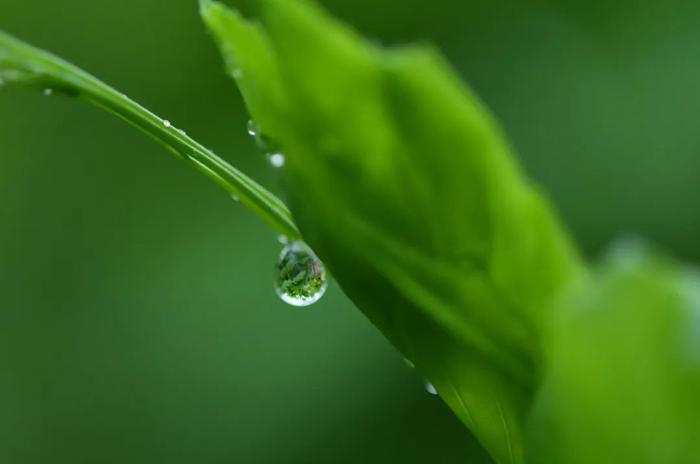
[424,380,438,396]
[266,152,285,168]
[246,119,259,137]
[274,240,328,307]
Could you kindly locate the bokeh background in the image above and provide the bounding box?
[2,0,700,463]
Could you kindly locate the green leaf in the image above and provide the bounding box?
[201,1,586,462]
[0,29,299,240]
[527,241,700,463]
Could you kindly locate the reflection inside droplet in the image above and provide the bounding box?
[274,240,328,307]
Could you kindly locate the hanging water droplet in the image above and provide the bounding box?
[246,119,273,151]
[43,88,53,96]
[424,380,438,396]
[163,119,171,128]
[277,234,289,245]
[267,152,285,168]
[274,240,328,307]
[247,119,259,137]
[403,358,415,369]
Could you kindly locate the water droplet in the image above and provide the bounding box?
[277,235,289,245]
[163,119,171,128]
[43,88,53,96]
[231,194,239,202]
[403,358,415,369]
[232,69,243,79]
[424,380,438,396]
[274,240,328,307]
[267,152,285,168]
[247,119,259,137]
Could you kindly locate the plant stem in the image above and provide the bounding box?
[0,30,300,239]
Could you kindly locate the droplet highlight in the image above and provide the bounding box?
[43,88,53,96]
[231,194,239,202]
[247,119,259,137]
[277,235,289,245]
[274,240,328,307]
[163,119,171,128]
[267,152,285,168]
[424,380,438,396]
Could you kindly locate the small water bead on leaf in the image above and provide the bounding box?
[403,358,415,369]
[274,240,328,307]
[246,119,259,137]
[231,193,239,202]
[424,380,438,396]
[267,152,285,168]
[43,87,53,96]
[246,119,273,150]
[163,119,171,128]
[277,234,289,245]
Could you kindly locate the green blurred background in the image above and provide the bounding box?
[1,1,699,463]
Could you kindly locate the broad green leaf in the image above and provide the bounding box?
[0,29,299,239]
[201,1,586,462]
[527,241,700,463]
